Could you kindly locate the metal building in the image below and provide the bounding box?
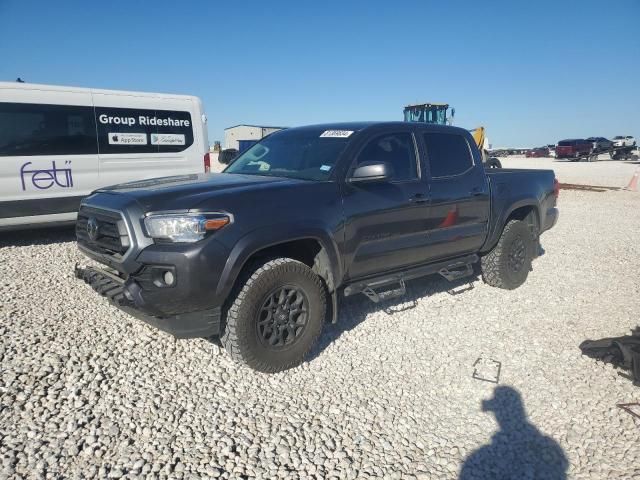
[224,124,285,150]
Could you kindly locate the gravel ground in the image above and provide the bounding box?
[2,169,640,479]
[499,155,640,188]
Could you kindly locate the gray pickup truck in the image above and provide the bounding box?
[76,122,558,372]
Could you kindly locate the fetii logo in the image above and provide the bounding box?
[20,160,74,191]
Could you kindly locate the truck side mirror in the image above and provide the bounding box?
[348,162,393,183]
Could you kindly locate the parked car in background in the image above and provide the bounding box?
[218,148,239,164]
[555,139,592,159]
[612,135,636,147]
[586,137,613,152]
[525,147,550,158]
[546,144,556,157]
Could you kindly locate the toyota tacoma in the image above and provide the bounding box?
[75,122,559,372]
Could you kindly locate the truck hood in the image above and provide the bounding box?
[96,172,306,211]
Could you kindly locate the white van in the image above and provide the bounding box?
[0,82,210,230]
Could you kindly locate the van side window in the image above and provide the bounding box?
[423,133,473,177]
[95,107,194,154]
[0,103,97,156]
[355,132,418,181]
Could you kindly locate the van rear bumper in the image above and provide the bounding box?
[74,264,221,338]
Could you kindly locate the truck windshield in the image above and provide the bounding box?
[224,128,353,180]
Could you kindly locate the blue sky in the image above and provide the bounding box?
[1,0,638,147]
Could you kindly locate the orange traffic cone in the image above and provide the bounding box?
[624,168,640,192]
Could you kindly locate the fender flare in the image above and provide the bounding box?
[214,223,342,303]
[484,200,540,252]
[504,200,540,229]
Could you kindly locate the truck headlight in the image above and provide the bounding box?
[143,213,231,243]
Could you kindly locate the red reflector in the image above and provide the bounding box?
[553,178,560,197]
[204,152,211,173]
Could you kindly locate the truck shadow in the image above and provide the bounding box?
[308,271,480,362]
[459,386,568,479]
[0,226,76,248]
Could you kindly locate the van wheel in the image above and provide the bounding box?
[485,157,502,169]
[481,220,533,290]
[220,258,326,373]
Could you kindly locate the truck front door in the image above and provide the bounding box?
[342,130,431,280]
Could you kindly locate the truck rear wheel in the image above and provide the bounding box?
[221,258,326,373]
[480,220,533,290]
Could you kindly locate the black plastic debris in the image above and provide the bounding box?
[579,327,640,386]
[617,403,640,421]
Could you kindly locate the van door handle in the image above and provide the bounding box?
[409,193,428,204]
[470,188,484,197]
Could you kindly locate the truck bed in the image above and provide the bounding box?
[483,168,557,252]
[486,167,555,176]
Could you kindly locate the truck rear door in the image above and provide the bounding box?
[418,131,490,261]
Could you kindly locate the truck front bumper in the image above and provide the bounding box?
[75,264,221,339]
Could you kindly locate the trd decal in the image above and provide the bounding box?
[20,160,74,191]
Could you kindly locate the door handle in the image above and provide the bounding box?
[470,188,484,197]
[409,193,428,204]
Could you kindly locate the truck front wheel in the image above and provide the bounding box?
[221,258,326,373]
[480,220,534,290]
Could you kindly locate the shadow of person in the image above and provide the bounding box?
[460,386,568,480]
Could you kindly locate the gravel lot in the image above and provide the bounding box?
[2,158,640,479]
[500,154,639,188]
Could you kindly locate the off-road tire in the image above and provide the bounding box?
[220,258,326,373]
[481,220,533,290]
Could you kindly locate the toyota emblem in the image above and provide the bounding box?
[86,217,99,241]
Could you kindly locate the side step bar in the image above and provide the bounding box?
[438,263,474,282]
[362,280,406,303]
[344,254,478,302]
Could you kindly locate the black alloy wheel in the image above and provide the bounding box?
[257,285,309,349]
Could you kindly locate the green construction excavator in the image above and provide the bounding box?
[403,103,502,168]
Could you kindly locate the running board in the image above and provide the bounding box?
[362,279,406,303]
[438,263,474,281]
[344,254,478,300]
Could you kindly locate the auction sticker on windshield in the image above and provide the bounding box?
[320,130,353,138]
[108,133,147,145]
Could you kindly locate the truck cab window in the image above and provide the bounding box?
[355,132,417,181]
[423,133,473,177]
[225,128,351,180]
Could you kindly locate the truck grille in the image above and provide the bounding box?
[76,206,131,259]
